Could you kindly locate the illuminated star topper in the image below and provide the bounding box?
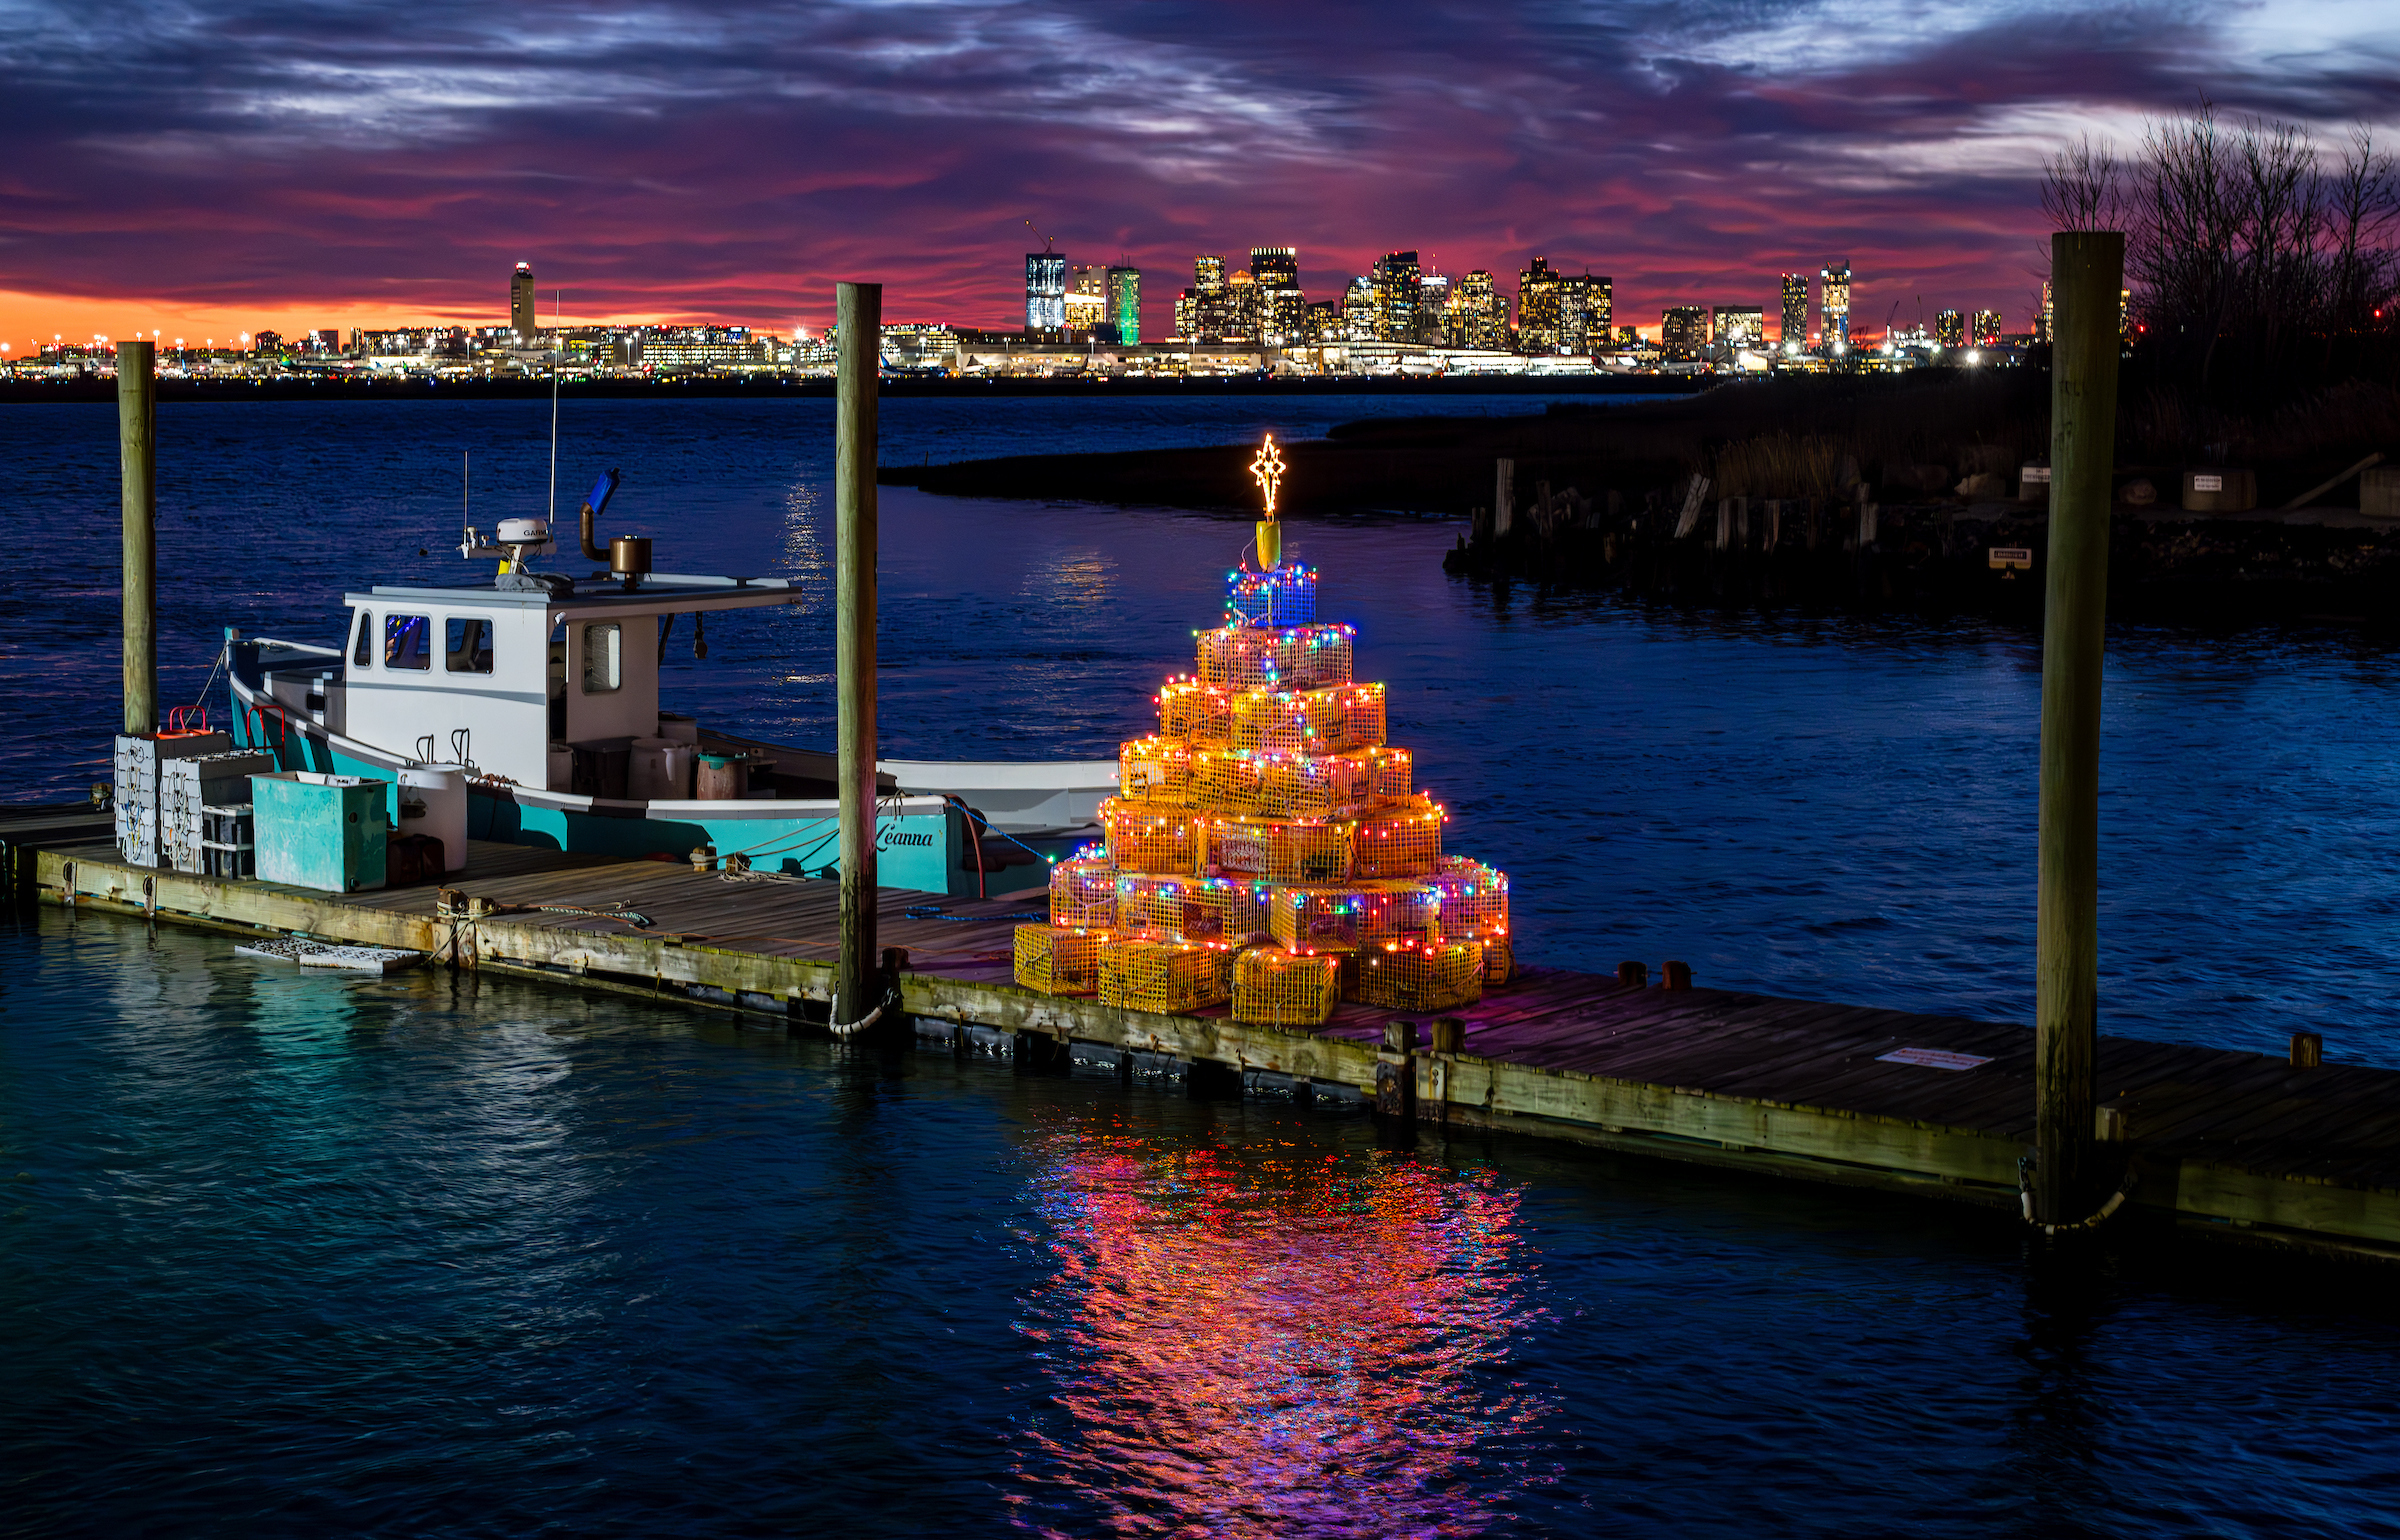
[1250,435,1285,518]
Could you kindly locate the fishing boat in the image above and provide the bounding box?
[222,471,1111,895]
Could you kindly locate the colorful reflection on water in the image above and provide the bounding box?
[1010,1112,1553,1537]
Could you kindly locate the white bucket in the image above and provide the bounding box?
[628,737,693,802]
[398,763,469,872]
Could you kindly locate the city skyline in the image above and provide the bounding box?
[3,2,2393,343]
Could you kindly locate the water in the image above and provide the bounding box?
[7,396,2400,1535]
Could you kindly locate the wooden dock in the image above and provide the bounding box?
[21,836,2400,1263]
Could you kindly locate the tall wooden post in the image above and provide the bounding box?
[2034,231,2123,1224]
[120,339,157,736]
[834,283,881,1033]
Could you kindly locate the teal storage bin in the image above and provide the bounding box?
[249,772,390,892]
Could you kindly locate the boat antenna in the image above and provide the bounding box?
[547,288,561,528]
[462,448,470,543]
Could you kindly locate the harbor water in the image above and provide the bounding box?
[5,396,2400,1536]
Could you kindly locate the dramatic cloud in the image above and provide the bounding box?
[0,0,2393,340]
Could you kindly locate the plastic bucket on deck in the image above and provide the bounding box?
[629,738,694,802]
[398,764,469,872]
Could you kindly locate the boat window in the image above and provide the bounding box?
[581,622,621,693]
[384,614,432,671]
[352,610,373,668]
[445,616,494,674]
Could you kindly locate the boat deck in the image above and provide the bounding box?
[23,835,2400,1261]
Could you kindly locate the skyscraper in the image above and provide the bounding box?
[1971,309,2001,347]
[1934,308,1965,348]
[1557,273,1612,352]
[1517,257,1561,352]
[1416,272,1450,345]
[1250,248,1306,344]
[1781,273,1808,350]
[1025,252,1067,334]
[510,262,536,338]
[1371,251,1421,343]
[1342,276,1377,342]
[1713,306,1764,350]
[1660,306,1708,360]
[1065,266,1108,334]
[1192,255,1229,340]
[1457,270,1507,350]
[2039,282,2053,343]
[1820,260,1852,353]
[1107,267,1142,345]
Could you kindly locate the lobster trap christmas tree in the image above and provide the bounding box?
[1014,435,1512,1024]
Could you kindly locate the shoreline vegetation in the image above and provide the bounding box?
[884,371,2400,625]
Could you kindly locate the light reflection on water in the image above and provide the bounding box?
[1012,1116,1548,1537]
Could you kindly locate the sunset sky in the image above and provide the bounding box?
[3,0,2395,347]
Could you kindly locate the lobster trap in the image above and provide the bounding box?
[1266,880,1443,954]
[1479,935,1517,988]
[1225,564,1318,627]
[1349,795,1444,878]
[1014,924,1111,995]
[1231,945,1342,1027]
[1098,936,1235,1013]
[1049,856,1120,927]
[1350,940,1485,1012]
[1429,857,1509,940]
[1205,816,1356,883]
[1114,872,1269,944]
[1101,799,1203,874]
[1228,683,1360,755]
[1195,623,1355,691]
[1157,678,1234,745]
[1118,735,1192,805]
[1255,749,1378,820]
[1187,747,1268,815]
[1368,745,1412,800]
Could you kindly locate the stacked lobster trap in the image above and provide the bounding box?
[1015,543,1514,1025]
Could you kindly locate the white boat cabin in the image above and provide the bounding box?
[331,575,797,790]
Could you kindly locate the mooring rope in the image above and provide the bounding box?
[2016,1155,2138,1235]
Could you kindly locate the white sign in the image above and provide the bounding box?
[1989,548,2033,570]
[2021,466,2052,484]
[2194,473,2224,492]
[1876,1047,1993,1071]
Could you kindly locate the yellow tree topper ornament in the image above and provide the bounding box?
[1250,434,1286,568]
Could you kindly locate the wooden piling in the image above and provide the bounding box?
[2034,230,2124,1225]
[834,282,881,1034]
[1493,459,1515,537]
[119,340,156,736]
[1376,1019,1417,1122]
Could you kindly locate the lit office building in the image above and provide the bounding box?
[1971,309,2001,347]
[1343,276,1377,342]
[1066,266,1108,334]
[1172,291,1197,341]
[1781,273,1809,349]
[1250,248,1306,344]
[1107,267,1142,345]
[1225,268,1259,339]
[1191,255,1230,340]
[1517,257,1561,352]
[1660,305,1708,360]
[1934,308,1965,348]
[2039,282,2053,344]
[1713,306,1765,350]
[1457,270,1508,351]
[1558,273,1613,352]
[1372,251,1421,343]
[1820,259,1852,352]
[1025,252,1068,334]
[510,263,537,338]
[1417,272,1451,344]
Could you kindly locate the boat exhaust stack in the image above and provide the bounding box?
[579,469,621,562]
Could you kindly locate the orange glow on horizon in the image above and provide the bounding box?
[0,289,796,347]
